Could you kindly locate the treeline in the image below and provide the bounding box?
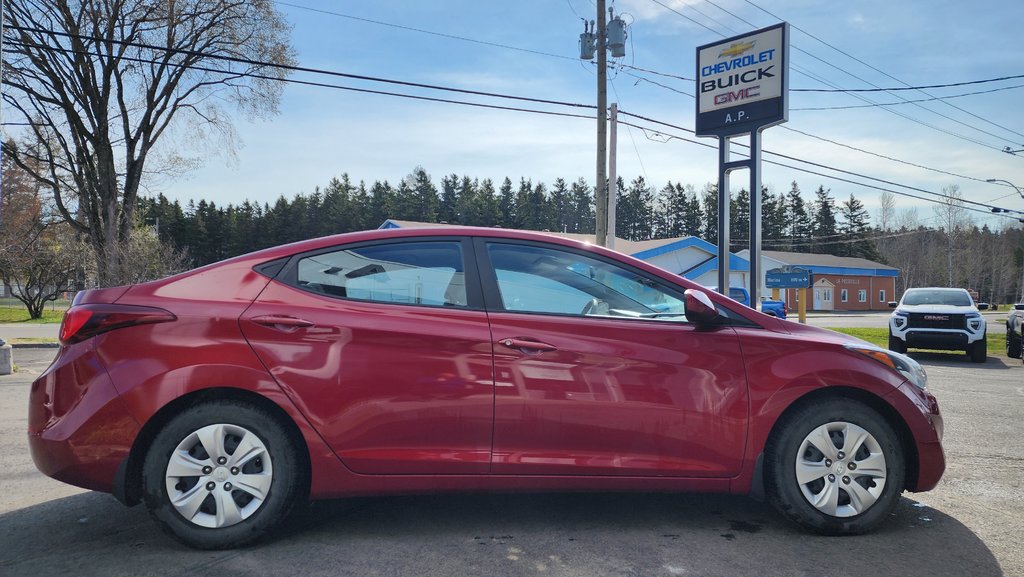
[139,167,881,267]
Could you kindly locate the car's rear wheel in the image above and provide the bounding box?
[142,401,305,549]
[969,337,987,363]
[766,398,905,535]
[888,333,906,354]
[1006,329,1022,359]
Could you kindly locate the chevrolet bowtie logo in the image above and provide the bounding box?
[719,41,756,58]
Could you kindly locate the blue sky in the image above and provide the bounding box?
[167,0,1024,230]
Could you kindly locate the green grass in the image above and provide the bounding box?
[9,337,58,345]
[826,326,1004,356]
[0,306,65,323]
[0,305,65,323]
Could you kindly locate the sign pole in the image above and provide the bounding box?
[748,129,762,305]
[717,137,731,293]
[696,23,788,309]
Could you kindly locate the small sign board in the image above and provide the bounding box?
[695,23,789,137]
[766,266,811,288]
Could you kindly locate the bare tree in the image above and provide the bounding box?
[932,185,971,288]
[2,0,294,285]
[0,152,89,318]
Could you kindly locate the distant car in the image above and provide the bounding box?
[31,227,945,548]
[1006,302,1024,359]
[705,285,751,307]
[761,298,788,319]
[888,287,987,363]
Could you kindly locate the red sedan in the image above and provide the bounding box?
[29,227,944,548]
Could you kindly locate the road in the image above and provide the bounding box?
[0,348,1020,576]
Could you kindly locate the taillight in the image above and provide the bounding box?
[59,304,177,345]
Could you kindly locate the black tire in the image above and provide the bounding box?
[765,398,905,535]
[969,336,987,363]
[888,333,907,354]
[1006,328,1022,359]
[141,400,306,549]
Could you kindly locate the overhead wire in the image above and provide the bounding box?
[6,27,1022,222]
[653,0,1021,154]
[743,0,1024,143]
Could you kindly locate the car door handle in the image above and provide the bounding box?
[499,338,557,352]
[251,315,315,329]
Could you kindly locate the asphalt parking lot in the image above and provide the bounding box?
[1,347,1020,577]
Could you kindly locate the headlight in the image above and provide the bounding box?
[892,311,907,328]
[966,312,983,331]
[844,343,928,391]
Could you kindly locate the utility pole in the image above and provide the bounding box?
[594,0,608,247]
[607,103,617,249]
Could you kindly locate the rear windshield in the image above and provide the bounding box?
[902,289,972,307]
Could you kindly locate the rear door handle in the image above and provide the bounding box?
[499,338,557,352]
[251,315,315,330]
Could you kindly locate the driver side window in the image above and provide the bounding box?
[485,242,687,321]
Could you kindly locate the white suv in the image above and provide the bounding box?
[889,287,987,363]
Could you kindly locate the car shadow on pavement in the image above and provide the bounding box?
[0,491,1004,577]
[909,352,1018,370]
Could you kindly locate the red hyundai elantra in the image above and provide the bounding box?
[29,227,944,548]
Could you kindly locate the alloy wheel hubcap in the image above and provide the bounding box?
[794,421,886,518]
[165,423,273,528]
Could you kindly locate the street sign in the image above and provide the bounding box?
[695,23,789,137]
[766,266,812,288]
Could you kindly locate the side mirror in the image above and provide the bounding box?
[684,289,719,324]
[978,303,989,310]
[1014,304,1024,311]
[888,301,898,308]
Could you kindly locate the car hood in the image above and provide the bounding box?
[775,318,873,347]
[894,304,978,314]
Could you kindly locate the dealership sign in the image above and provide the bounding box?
[695,23,788,137]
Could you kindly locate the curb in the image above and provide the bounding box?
[11,343,59,349]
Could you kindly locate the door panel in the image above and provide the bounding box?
[479,240,749,477]
[240,240,494,475]
[488,313,748,476]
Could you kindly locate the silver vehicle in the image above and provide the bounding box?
[888,287,987,363]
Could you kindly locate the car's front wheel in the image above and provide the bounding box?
[766,398,905,535]
[1006,328,1022,359]
[888,332,906,354]
[141,400,306,549]
[969,336,987,363]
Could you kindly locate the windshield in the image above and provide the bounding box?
[902,289,972,307]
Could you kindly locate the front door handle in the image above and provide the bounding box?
[251,315,315,330]
[499,338,557,353]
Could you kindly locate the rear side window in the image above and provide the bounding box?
[296,241,467,307]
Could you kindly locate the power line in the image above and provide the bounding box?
[742,0,1024,143]
[6,26,597,112]
[614,60,1012,185]
[792,83,1024,111]
[615,111,1024,219]
[657,0,1021,154]
[5,39,596,121]
[791,73,1024,93]
[273,1,577,62]
[8,28,1023,221]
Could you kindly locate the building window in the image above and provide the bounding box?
[841,289,848,302]
[858,290,867,302]
[879,289,885,302]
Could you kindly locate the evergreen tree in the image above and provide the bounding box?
[439,174,459,224]
[569,178,594,233]
[812,185,838,254]
[730,188,750,252]
[701,183,719,245]
[785,181,812,252]
[498,177,516,228]
[838,193,881,260]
